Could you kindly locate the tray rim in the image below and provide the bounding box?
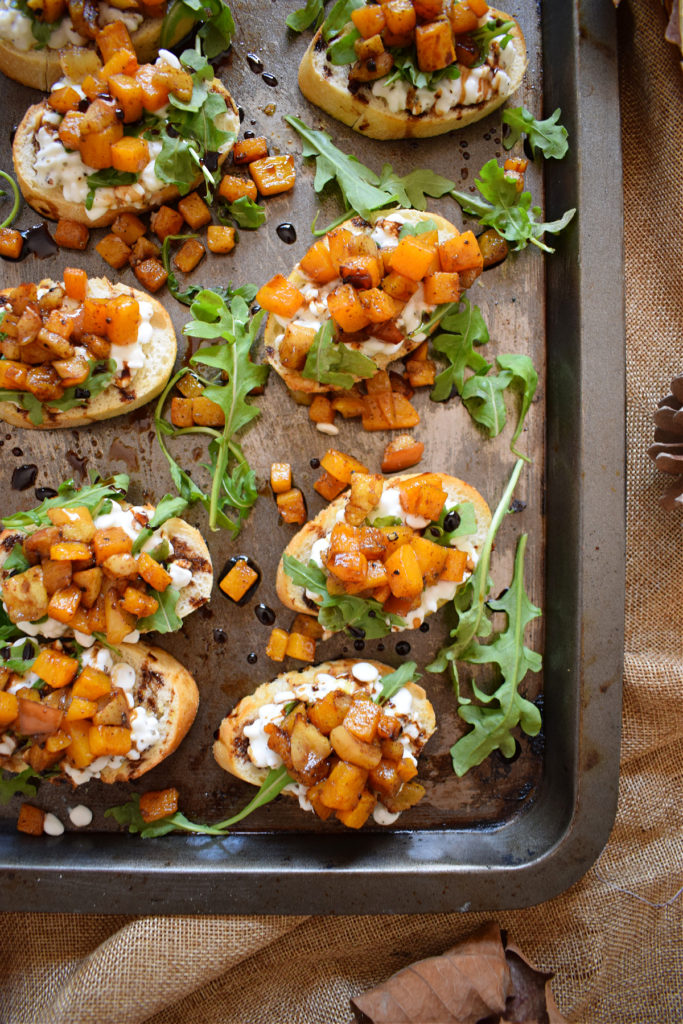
[0,0,625,914]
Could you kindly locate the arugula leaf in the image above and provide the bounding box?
[85,171,137,211]
[367,515,402,528]
[461,372,509,437]
[0,359,115,423]
[378,165,455,212]
[14,0,53,46]
[425,501,477,547]
[302,320,376,389]
[136,587,182,634]
[2,475,129,533]
[106,765,293,837]
[155,293,268,532]
[375,661,419,703]
[0,636,40,673]
[430,299,491,401]
[470,17,515,64]
[0,768,41,806]
[322,0,363,39]
[131,495,189,555]
[449,534,542,775]
[0,387,44,425]
[384,48,461,90]
[327,25,361,63]
[161,0,235,58]
[286,0,325,32]
[495,353,538,460]
[450,159,575,253]
[502,106,569,160]
[282,555,405,638]
[398,218,439,239]
[2,545,30,574]
[227,196,266,229]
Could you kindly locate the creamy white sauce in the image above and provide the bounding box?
[130,705,160,753]
[68,804,93,827]
[0,734,16,755]
[83,646,114,674]
[0,0,142,51]
[43,812,65,836]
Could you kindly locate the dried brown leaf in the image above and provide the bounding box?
[502,943,568,1023]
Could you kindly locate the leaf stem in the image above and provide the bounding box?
[0,171,21,229]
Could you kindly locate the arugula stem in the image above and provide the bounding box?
[0,171,20,229]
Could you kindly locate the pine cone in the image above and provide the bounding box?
[648,373,683,509]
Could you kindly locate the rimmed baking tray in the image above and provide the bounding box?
[0,0,624,912]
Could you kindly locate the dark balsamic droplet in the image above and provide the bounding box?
[262,72,278,87]
[254,603,276,626]
[11,464,37,490]
[309,457,320,469]
[376,643,385,652]
[213,628,227,644]
[353,638,365,651]
[166,124,179,138]
[34,487,57,501]
[247,651,258,664]
[243,129,255,139]
[246,52,263,73]
[204,152,219,172]
[523,137,534,162]
[395,640,411,656]
[443,510,461,532]
[10,124,17,144]
[276,222,296,244]
[419,622,430,633]
[237,105,245,123]
[510,498,527,513]
[78,98,89,112]
[11,447,22,457]
[347,625,365,639]
[74,388,91,399]
[22,643,34,660]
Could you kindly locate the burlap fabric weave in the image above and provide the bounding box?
[2,1,682,1020]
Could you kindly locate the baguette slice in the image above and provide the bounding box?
[0,15,188,91]
[13,79,238,227]
[0,506,213,632]
[298,6,526,139]
[276,471,491,633]
[0,277,176,429]
[0,639,199,783]
[213,659,436,822]
[263,209,462,394]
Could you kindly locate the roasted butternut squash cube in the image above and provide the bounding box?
[48,84,81,114]
[399,476,447,520]
[319,760,368,811]
[410,535,449,585]
[256,274,304,318]
[307,689,353,735]
[389,235,437,282]
[107,294,140,347]
[383,778,425,812]
[0,691,18,727]
[150,205,185,241]
[129,236,160,264]
[320,448,369,484]
[270,462,292,494]
[88,594,107,634]
[0,228,23,260]
[448,0,479,34]
[72,666,111,701]
[110,136,150,174]
[82,297,110,335]
[32,648,79,689]
[306,779,335,820]
[290,614,324,640]
[96,19,135,62]
[351,3,386,36]
[45,729,72,753]
[121,587,159,617]
[111,212,147,246]
[17,804,45,836]
[103,589,136,644]
[108,73,143,123]
[92,690,129,726]
[384,543,423,599]
[79,122,124,169]
[276,488,307,524]
[95,233,132,270]
[368,758,403,798]
[93,527,132,564]
[57,110,84,151]
[405,354,436,388]
[206,226,236,254]
[278,322,316,370]
[47,585,82,623]
[414,0,444,17]
[136,552,172,592]
[139,787,179,823]
[65,719,94,769]
[381,435,424,473]
[345,472,384,526]
[308,395,335,424]
[133,257,168,293]
[336,788,376,828]
[173,237,205,274]
[326,549,368,584]
[339,255,382,290]
[397,757,419,782]
[381,271,419,301]
[440,547,468,582]
[0,360,28,390]
[23,527,59,564]
[423,271,461,305]
[66,695,98,721]
[313,470,347,502]
[438,230,484,273]
[191,396,225,426]
[285,632,316,662]
[330,724,382,769]
[266,627,289,662]
[354,32,386,61]
[170,396,194,428]
[233,136,269,164]
[177,191,212,230]
[48,505,96,543]
[327,284,371,333]
[71,567,103,608]
[359,287,402,324]
[415,19,456,71]
[88,724,132,757]
[218,173,258,202]
[381,0,416,36]
[2,566,49,623]
[219,559,258,602]
[344,695,381,743]
[299,239,338,284]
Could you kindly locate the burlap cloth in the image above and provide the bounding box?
[1,2,682,1021]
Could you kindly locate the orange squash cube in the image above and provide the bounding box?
[299,239,338,284]
[358,287,402,324]
[191,396,225,425]
[57,110,84,151]
[336,788,376,829]
[110,136,150,174]
[308,396,335,425]
[266,627,289,662]
[17,804,45,836]
[276,488,307,525]
[290,614,324,639]
[399,476,448,520]
[121,587,159,617]
[177,192,212,230]
[63,267,87,302]
[96,233,132,270]
[136,552,172,592]
[82,298,110,335]
[111,212,147,246]
[0,229,23,260]
[410,535,449,585]
[438,230,484,273]
[255,274,304,318]
[170,397,194,427]
[133,257,168,293]
[108,73,143,123]
[415,19,456,72]
[270,462,292,494]
[320,449,369,484]
[0,691,18,727]
[423,271,461,305]
[139,787,179,822]
[248,154,296,196]
[93,527,132,564]
[307,779,335,820]
[49,542,92,562]
[206,226,237,254]
[313,470,346,502]
[232,136,268,164]
[79,122,124,170]
[384,543,423,599]
[319,760,368,811]
[150,205,185,241]
[66,696,98,721]
[327,549,368,585]
[327,284,371,333]
[107,294,140,347]
[65,719,94,769]
[88,724,132,757]
[99,49,138,81]
[173,238,206,274]
[440,547,468,582]
[0,361,28,390]
[285,632,316,662]
[72,666,111,701]
[96,20,135,62]
[389,235,437,282]
[54,218,89,251]
[344,697,381,743]
[381,435,424,473]
[47,585,82,624]
[351,4,386,36]
[219,559,259,602]
[45,729,72,753]
[48,85,81,114]
[218,174,258,202]
[448,0,479,33]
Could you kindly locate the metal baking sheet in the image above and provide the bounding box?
[0,0,624,912]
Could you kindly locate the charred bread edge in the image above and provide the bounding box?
[298,7,527,140]
[12,80,238,227]
[264,208,461,394]
[0,277,177,429]
[275,471,492,619]
[213,658,436,787]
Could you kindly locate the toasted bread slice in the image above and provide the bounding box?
[276,471,491,633]
[0,277,176,429]
[0,16,187,91]
[298,6,526,139]
[263,209,462,394]
[213,659,436,821]
[13,79,238,227]
[0,639,199,783]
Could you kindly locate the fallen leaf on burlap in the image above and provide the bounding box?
[350,922,568,1024]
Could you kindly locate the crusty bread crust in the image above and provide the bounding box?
[275,471,491,627]
[0,16,184,91]
[0,640,199,783]
[213,659,435,788]
[13,80,238,227]
[263,209,460,394]
[0,277,176,429]
[0,511,213,626]
[298,7,527,139]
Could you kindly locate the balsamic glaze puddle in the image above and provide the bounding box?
[1,223,58,262]
[11,464,37,490]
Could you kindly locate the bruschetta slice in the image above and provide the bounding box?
[298,2,526,139]
[0,638,199,784]
[0,272,176,429]
[0,490,213,644]
[276,470,491,636]
[213,658,436,828]
[13,26,239,226]
[259,209,482,394]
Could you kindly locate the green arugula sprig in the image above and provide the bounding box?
[2,474,129,533]
[427,460,542,774]
[106,765,292,837]
[302,319,376,389]
[131,495,189,555]
[282,554,405,638]
[14,0,53,46]
[502,106,569,160]
[286,0,326,32]
[376,661,419,703]
[161,0,235,58]
[0,636,40,674]
[0,767,41,806]
[0,170,21,229]
[85,171,136,212]
[426,502,476,547]
[155,291,268,533]
[0,360,117,427]
[450,159,575,253]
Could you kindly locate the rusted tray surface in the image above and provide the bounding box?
[0,0,624,913]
